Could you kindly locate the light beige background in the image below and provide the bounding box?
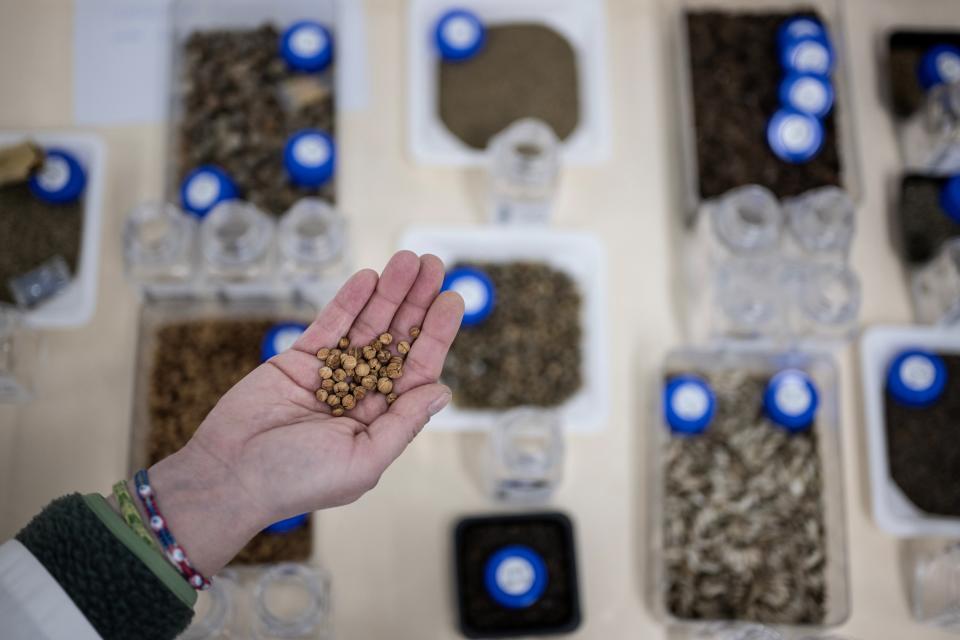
[0,0,957,638]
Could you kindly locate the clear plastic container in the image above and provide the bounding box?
[714,258,784,339]
[783,187,855,257]
[124,202,197,285]
[200,201,275,282]
[252,564,331,640]
[487,118,561,226]
[911,238,960,326]
[709,185,783,257]
[912,542,960,631]
[0,305,42,404]
[899,82,960,175]
[485,407,564,503]
[8,256,72,310]
[178,573,234,640]
[277,198,347,279]
[649,347,850,633]
[794,263,861,338]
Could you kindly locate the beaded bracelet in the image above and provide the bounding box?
[112,480,160,552]
[134,469,211,591]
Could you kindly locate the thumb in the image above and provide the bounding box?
[364,383,451,471]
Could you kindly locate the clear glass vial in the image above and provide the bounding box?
[123,202,196,284]
[783,186,855,256]
[0,305,39,404]
[277,198,346,279]
[692,624,784,640]
[252,563,331,640]
[911,238,960,326]
[177,575,232,640]
[709,185,783,258]
[912,543,960,631]
[200,201,275,282]
[900,82,960,175]
[795,262,861,337]
[714,258,783,338]
[486,408,564,504]
[488,118,561,225]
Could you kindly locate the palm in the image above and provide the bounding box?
[190,252,463,524]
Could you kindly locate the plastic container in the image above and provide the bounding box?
[487,118,561,225]
[859,325,960,536]
[898,82,960,175]
[484,408,564,504]
[124,202,197,286]
[911,542,960,631]
[0,131,105,328]
[200,201,276,283]
[910,237,960,325]
[0,306,42,404]
[252,563,332,640]
[399,226,609,433]
[648,346,850,632]
[407,0,611,166]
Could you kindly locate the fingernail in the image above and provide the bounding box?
[428,388,452,416]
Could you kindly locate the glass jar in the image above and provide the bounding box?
[177,575,233,640]
[709,185,783,258]
[123,202,196,284]
[7,255,72,310]
[488,118,561,225]
[911,238,960,326]
[200,201,275,282]
[252,564,331,640]
[0,305,40,404]
[912,543,960,631]
[486,408,564,504]
[900,82,960,175]
[714,258,783,338]
[794,263,861,337]
[783,187,855,257]
[277,198,346,280]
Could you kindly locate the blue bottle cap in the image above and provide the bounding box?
[780,37,834,76]
[441,266,495,326]
[279,20,334,73]
[28,149,86,204]
[664,375,716,435]
[917,44,960,91]
[779,73,834,118]
[261,322,308,362]
[940,175,960,224]
[777,17,827,51]
[484,545,548,609]
[180,165,238,218]
[434,9,485,62]
[764,369,819,432]
[263,513,309,534]
[886,349,947,408]
[767,108,824,164]
[284,129,336,188]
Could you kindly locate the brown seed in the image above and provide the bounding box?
[315,388,329,402]
[348,346,360,359]
[390,356,403,365]
[341,355,358,371]
[362,345,377,360]
[330,348,341,357]
[355,362,371,377]
[318,366,333,380]
[354,387,366,400]
[320,379,334,391]
[317,347,331,360]
[386,366,402,380]
[341,394,356,410]
[409,326,421,338]
[327,394,340,407]
[386,392,398,405]
[334,381,350,395]
[361,375,377,389]
[325,353,341,368]
[369,359,382,372]
[377,378,393,394]
[378,351,390,363]
[379,333,393,345]
[333,368,347,382]
[338,337,350,349]
[332,407,345,417]
[398,341,411,354]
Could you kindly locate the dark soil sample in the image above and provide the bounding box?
[888,31,960,119]
[897,174,960,265]
[0,183,81,304]
[438,24,579,150]
[147,318,311,564]
[884,353,960,516]
[454,513,581,637]
[443,262,582,409]
[686,10,842,199]
[663,370,827,625]
[177,24,336,215]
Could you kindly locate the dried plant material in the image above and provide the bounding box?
[663,369,827,625]
[0,141,44,187]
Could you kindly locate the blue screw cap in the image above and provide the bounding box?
[767,108,824,164]
[886,349,947,408]
[261,322,308,362]
[434,9,485,62]
[664,375,716,435]
[280,20,334,73]
[484,545,548,609]
[940,175,960,224]
[441,266,495,326]
[284,129,336,188]
[28,149,86,204]
[779,73,834,118]
[780,36,834,76]
[264,513,309,534]
[777,17,827,51]
[764,369,819,432]
[918,44,960,91]
[180,165,238,218]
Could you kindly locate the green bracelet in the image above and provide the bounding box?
[112,480,160,551]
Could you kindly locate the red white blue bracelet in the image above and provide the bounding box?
[134,469,211,590]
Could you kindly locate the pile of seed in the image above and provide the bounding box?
[315,329,419,415]
[663,369,828,625]
[443,262,582,409]
[177,24,336,214]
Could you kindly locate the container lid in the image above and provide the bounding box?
[780,37,834,76]
[918,44,960,91]
[777,17,827,50]
[779,73,834,118]
[483,545,548,609]
[886,349,947,407]
[284,129,336,188]
[28,149,86,204]
[261,322,308,362]
[767,108,824,164]
[434,9,485,62]
[940,175,960,224]
[180,165,238,218]
[279,20,333,73]
[664,375,716,435]
[263,513,309,534]
[441,266,495,326]
[764,369,819,431]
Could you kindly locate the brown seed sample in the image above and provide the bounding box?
[317,347,330,360]
[378,378,393,394]
[386,366,402,380]
[320,379,334,392]
[377,351,390,363]
[379,333,393,345]
[341,394,356,410]
[327,394,340,407]
[354,387,366,401]
[398,340,411,355]
[341,355,357,371]
[338,337,350,349]
[361,375,377,390]
[333,368,347,382]
[315,388,328,403]
[325,353,341,368]
[318,366,333,380]
[369,359,381,373]
[355,362,371,377]
[333,381,349,395]
[363,345,377,360]
[386,392,397,405]
[332,407,344,417]
[409,326,421,338]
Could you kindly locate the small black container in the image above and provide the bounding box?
[896,174,960,265]
[453,512,581,638]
